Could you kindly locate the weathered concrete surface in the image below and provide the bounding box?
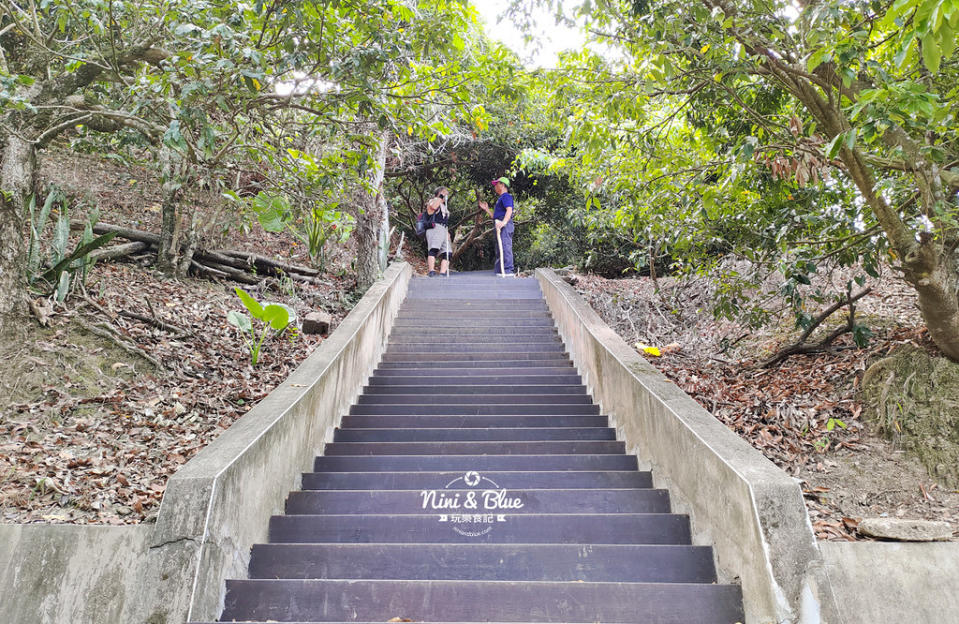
[820,542,959,623]
[857,517,953,541]
[0,262,411,624]
[0,525,161,623]
[536,268,840,624]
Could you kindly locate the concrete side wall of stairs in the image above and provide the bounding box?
[536,268,841,624]
[0,262,412,624]
[537,268,959,624]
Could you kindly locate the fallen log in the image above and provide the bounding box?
[90,241,149,262]
[71,220,322,285]
[190,261,233,282]
[195,260,261,285]
[70,221,161,246]
[218,249,320,277]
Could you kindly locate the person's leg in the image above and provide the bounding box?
[427,250,437,275]
[439,235,451,275]
[501,222,515,273]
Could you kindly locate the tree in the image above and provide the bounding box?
[1,0,170,324]
[528,0,959,359]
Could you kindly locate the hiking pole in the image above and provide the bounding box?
[446,229,452,279]
[496,223,507,277]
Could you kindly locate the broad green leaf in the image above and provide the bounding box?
[807,48,832,72]
[227,310,252,332]
[921,32,942,72]
[262,303,292,330]
[825,133,845,159]
[940,23,955,57]
[235,287,264,317]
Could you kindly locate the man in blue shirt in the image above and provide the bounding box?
[479,176,515,275]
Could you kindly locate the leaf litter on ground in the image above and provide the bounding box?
[571,270,959,541]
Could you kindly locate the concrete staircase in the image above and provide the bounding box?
[192,272,745,623]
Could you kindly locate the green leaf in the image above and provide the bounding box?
[894,34,915,68]
[807,48,832,72]
[262,303,292,330]
[40,231,118,284]
[235,287,264,317]
[940,22,955,57]
[921,32,942,72]
[825,132,845,159]
[55,271,71,302]
[251,192,291,232]
[163,121,188,151]
[844,129,857,151]
[227,310,252,333]
[51,214,70,263]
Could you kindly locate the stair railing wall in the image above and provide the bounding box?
[536,268,841,624]
[0,262,412,624]
[163,261,412,623]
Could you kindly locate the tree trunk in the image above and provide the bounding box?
[175,202,199,278]
[157,148,193,277]
[378,191,390,271]
[761,59,959,362]
[356,131,392,291]
[0,135,37,330]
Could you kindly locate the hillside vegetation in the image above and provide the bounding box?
[1,1,957,538]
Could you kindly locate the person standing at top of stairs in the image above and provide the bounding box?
[479,176,515,275]
[425,188,451,277]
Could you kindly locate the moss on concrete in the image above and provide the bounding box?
[862,346,959,488]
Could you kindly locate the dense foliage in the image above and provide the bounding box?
[3,0,959,359]
[512,0,959,358]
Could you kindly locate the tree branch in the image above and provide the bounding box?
[759,287,872,368]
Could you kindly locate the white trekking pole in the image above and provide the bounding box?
[496,224,506,277]
[446,230,453,279]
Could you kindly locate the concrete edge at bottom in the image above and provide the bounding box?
[820,541,959,624]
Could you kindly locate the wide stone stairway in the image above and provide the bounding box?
[194,272,745,623]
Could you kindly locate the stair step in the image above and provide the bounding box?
[300,470,653,490]
[389,327,558,337]
[367,373,582,384]
[395,310,552,319]
[375,360,573,370]
[339,415,609,428]
[313,454,637,472]
[392,318,556,328]
[380,353,570,363]
[388,336,562,345]
[248,543,717,583]
[323,440,623,455]
[355,394,594,405]
[332,427,615,442]
[269,513,691,544]
[386,343,566,354]
[219,579,745,623]
[362,384,587,394]
[401,299,546,307]
[348,404,602,415]
[284,489,670,515]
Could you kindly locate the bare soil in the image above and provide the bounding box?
[569,270,959,541]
